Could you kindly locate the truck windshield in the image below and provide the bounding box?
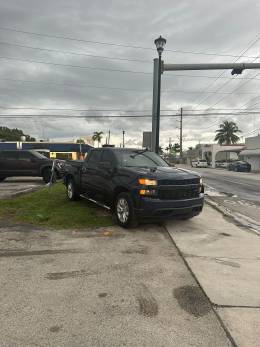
[116,150,169,168]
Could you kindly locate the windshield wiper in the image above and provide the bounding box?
[130,149,149,158]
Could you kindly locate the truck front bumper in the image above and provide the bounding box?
[134,193,204,220]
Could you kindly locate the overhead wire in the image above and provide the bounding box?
[0,26,258,59]
[191,34,260,109]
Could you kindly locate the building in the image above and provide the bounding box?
[240,135,260,171]
[0,141,93,160]
[185,143,245,167]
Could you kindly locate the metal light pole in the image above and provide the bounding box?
[154,36,166,154]
[122,130,125,148]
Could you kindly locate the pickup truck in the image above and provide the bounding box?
[0,150,64,183]
[63,147,204,227]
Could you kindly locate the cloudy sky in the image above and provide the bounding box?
[0,0,260,148]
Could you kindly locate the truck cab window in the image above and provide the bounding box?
[87,150,102,164]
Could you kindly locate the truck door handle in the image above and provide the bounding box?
[82,167,87,173]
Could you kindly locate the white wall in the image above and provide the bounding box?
[244,156,260,171]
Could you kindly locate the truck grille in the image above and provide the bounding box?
[159,178,200,185]
[158,186,200,200]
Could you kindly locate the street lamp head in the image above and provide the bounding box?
[154,35,166,55]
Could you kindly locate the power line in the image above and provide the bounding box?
[1,111,260,118]
[0,41,151,64]
[0,56,151,75]
[192,35,260,109]
[0,77,150,92]
[0,26,259,59]
[2,55,260,81]
[1,106,260,112]
[1,77,260,95]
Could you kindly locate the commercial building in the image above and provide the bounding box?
[240,135,260,171]
[0,141,93,160]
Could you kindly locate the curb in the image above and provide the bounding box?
[205,197,260,236]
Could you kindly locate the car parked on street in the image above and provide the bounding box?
[0,150,62,183]
[191,159,208,168]
[63,147,204,228]
[228,161,251,172]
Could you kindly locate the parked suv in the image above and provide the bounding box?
[0,150,55,183]
[64,148,204,227]
[228,161,251,172]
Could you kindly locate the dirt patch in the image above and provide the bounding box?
[173,285,211,317]
[45,269,98,280]
[98,292,108,298]
[219,232,231,237]
[0,249,82,257]
[136,283,158,317]
[122,245,148,255]
[49,325,62,333]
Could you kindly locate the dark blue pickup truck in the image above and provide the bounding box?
[63,147,204,227]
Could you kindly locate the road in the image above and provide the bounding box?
[179,165,260,234]
[189,167,260,204]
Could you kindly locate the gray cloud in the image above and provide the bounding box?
[0,0,260,148]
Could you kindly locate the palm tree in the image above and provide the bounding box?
[215,121,241,145]
[92,131,103,147]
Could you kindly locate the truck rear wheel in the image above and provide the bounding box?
[115,192,138,228]
[66,178,79,201]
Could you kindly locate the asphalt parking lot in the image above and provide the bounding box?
[0,177,44,199]
[0,219,231,347]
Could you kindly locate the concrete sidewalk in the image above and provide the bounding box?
[167,205,260,347]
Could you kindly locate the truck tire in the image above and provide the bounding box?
[115,192,138,228]
[0,176,6,182]
[66,178,79,201]
[42,167,52,183]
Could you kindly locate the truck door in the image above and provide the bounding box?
[81,150,102,196]
[97,150,116,203]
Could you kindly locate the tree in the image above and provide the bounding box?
[215,121,241,145]
[92,131,103,147]
[0,126,36,141]
[76,138,85,144]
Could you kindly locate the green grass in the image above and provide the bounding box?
[0,183,113,229]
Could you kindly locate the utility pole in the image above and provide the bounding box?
[152,36,260,165]
[108,130,111,145]
[122,130,125,148]
[180,108,183,160]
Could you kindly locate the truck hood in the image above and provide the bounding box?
[124,166,200,180]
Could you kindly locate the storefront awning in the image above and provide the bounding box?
[240,149,260,156]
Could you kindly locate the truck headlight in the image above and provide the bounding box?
[199,177,204,193]
[138,178,157,186]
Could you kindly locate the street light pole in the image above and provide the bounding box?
[154,36,166,154]
[122,130,125,148]
[155,53,162,154]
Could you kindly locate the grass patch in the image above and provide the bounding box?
[0,183,113,229]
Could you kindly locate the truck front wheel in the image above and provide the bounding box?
[115,192,138,228]
[66,178,79,201]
